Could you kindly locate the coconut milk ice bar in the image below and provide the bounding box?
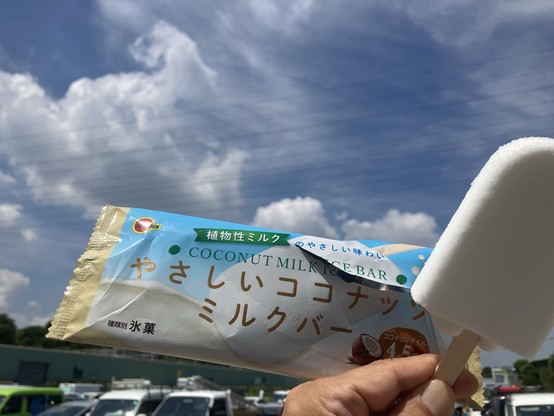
[411,137,554,383]
[48,205,456,381]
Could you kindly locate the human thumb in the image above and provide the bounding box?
[391,379,456,416]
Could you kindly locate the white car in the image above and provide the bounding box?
[152,390,259,416]
[88,389,169,416]
[485,393,554,416]
[505,393,554,416]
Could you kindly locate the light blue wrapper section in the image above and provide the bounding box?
[58,206,450,380]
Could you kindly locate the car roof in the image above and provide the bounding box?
[0,386,63,394]
[165,391,226,399]
[97,390,168,400]
[508,393,554,406]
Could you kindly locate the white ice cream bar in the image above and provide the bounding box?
[411,137,554,359]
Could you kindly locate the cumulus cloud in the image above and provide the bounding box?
[342,209,439,246]
[0,203,22,226]
[252,196,338,238]
[0,268,30,308]
[127,21,217,100]
[252,198,440,246]
[0,21,251,218]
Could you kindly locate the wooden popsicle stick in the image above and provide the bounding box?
[434,330,481,386]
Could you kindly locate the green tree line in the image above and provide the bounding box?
[482,359,554,393]
[513,357,554,391]
[0,313,93,350]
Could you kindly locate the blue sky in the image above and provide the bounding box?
[1,0,553,369]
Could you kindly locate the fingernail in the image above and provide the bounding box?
[419,379,455,416]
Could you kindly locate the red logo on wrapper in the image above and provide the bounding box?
[133,217,161,233]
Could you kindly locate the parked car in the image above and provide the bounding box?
[504,393,554,416]
[58,384,103,398]
[87,389,169,416]
[0,386,64,416]
[152,390,260,416]
[254,391,288,416]
[37,400,96,416]
[485,393,554,416]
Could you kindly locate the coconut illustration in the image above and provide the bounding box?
[348,333,383,365]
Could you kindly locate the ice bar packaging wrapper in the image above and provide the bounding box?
[48,205,481,386]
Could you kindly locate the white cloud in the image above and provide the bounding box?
[245,0,315,33]
[96,1,152,33]
[128,21,217,100]
[28,314,54,327]
[26,300,41,311]
[0,268,30,308]
[21,228,38,241]
[5,301,52,329]
[252,199,439,246]
[190,150,249,206]
[385,0,496,47]
[252,196,338,238]
[0,203,22,226]
[385,0,554,47]
[0,170,16,185]
[9,311,52,329]
[342,209,439,247]
[0,22,253,218]
[98,0,315,36]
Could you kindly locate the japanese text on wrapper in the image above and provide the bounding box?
[118,247,426,339]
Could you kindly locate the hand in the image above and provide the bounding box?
[282,354,479,416]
